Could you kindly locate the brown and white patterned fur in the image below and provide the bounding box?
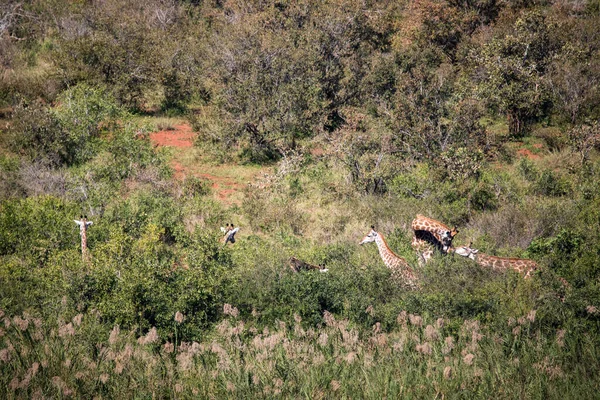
[74,216,93,261]
[452,245,538,279]
[221,224,239,245]
[288,257,328,273]
[360,227,418,289]
[411,214,458,266]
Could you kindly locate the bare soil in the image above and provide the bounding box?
[149,124,195,148]
[149,123,250,205]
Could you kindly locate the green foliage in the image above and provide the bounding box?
[2,1,600,397]
[181,176,210,198]
[534,169,571,197]
[517,157,539,181]
[53,84,122,164]
[476,11,558,137]
[8,84,125,167]
[0,196,79,259]
[440,146,485,181]
[470,183,499,212]
[528,229,584,273]
[7,100,66,166]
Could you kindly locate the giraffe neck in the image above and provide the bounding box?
[412,236,435,266]
[473,252,537,277]
[80,222,88,261]
[374,233,401,269]
[374,233,418,288]
[412,215,454,249]
[413,231,445,251]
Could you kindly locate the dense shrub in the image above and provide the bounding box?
[8,84,123,167]
[7,101,66,166]
[1,1,600,397]
[534,169,571,197]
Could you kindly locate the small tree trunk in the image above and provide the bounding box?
[508,111,524,138]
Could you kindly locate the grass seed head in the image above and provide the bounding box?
[463,353,475,365]
[175,311,185,323]
[444,366,453,379]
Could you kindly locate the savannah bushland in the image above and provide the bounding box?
[1,0,600,398]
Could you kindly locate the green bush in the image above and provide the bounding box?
[517,157,539,181]
[469,183,499,212]
[7,100,66,166]
[0,196,80,259]
[534,169,571,197]
[53,84,122,165]
[8,84,125,167]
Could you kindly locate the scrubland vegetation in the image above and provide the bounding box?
[1,0,600,398]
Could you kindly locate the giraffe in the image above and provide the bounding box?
[221,223,239,245]
[451,244,538,278]
[221,223,233,237]
[288,257,329,273]
[74,215,93,261]
[360,226,418,289]
[411,214,459,266]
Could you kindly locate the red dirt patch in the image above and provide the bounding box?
[171,161,186,180]
[149,124,196,148]
[218,189,237,200]
[149,123,247,205]
[516,148,541,160]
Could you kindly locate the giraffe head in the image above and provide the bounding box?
[221,223,233,235]
[440,227,459,251]
[359,226,378,245]
[223,225,239,245]
[74,215,93,229]
[453,244,478,260]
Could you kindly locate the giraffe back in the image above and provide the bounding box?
[475,253,538,278]
[412,214,451,233]
[412,215,457,242]
[411,215,457,264]
[288,257,325,272]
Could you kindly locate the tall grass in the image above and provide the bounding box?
[1,305,598,399]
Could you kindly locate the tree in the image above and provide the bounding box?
[203,1,384,162]
[52,0,191,110]
[548,16,600,125]
[475,11,558,137]
[8,84,123,167]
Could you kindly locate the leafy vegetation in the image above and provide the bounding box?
[1,0,600,398]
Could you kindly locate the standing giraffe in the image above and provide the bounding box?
[452,244,538,278]
[411,214,459,266]
[74,215,93,261]
[360,226,418,289]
